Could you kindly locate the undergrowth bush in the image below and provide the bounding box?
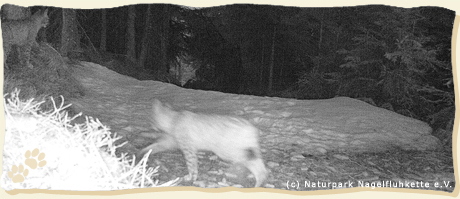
[4,42,85,113]
[2,89,180,190]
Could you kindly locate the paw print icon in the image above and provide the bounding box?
[25,148,47,169]
[8,164,29,183]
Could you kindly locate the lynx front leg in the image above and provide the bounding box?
[181,147,199,182]
[20,44,34,68]
[241,148,268,187]
[243,158,268,187]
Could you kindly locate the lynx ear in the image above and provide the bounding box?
[152,99,162,108]
[43,8,48,15]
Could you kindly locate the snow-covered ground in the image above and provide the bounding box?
[70,61,440,158]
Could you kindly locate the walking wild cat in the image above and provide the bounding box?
[2,8,49,69]
[137,99,268,187]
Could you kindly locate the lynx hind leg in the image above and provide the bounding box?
[181,146,199,182]
[136,134,179,162]
[242,148,268,187]
[3,44,10,69]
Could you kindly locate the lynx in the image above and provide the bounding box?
[137,99,268,187]
[2,9,49,69]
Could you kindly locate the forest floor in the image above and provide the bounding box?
[128,143,455,192]
[69,62,456,192]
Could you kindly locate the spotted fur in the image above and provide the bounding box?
[138,99,268,187]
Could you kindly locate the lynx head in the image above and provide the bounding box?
[31,8,49,28]
[150,99,176,132]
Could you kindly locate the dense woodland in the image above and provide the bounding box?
[4,4,456,150]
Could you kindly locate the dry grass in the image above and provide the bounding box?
[2,89,180,191]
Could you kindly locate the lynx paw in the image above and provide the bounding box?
[25,148,47,169]
[183,174,193,181]
[7,164,29,183]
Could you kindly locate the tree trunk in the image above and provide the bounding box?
[268,25,276,92]
[139,5,152,69]
[100,9,107,51]
[259,34,265,91]
[160,4,170,73]
[177,58,182,84]
[126,5,136,65]
[318,20,323,52]
[60,9,80,57]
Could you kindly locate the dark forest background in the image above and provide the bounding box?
[3,4,456,151]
